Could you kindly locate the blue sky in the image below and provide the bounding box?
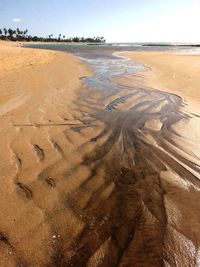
[1,0,200,42]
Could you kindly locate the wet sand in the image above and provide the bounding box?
[120,51,200,111]
[0,42,200,267]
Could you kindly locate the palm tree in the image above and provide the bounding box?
[0,27,106,43]
[3,28,7,36]
[16,28,20,35]
[22,29,28,39]
[8,28,14,39]
[15,28,21,40]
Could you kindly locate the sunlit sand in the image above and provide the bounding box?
[0,41,200,266]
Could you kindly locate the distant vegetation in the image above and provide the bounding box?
[0,28,106,43]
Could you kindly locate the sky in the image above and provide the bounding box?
[1,0,200,43]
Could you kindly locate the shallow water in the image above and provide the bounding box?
[26,42,179,59]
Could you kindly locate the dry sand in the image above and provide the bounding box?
[0,41,92,266]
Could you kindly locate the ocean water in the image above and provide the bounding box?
[25,42,200,61]
[25,42,181,60]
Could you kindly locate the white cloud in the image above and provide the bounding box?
[12,18,21,23]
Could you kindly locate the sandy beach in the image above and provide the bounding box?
[1,42,200,267]
[0,42,92,266]
[119,51,200,114]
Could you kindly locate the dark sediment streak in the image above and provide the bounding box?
[14,46,200,266]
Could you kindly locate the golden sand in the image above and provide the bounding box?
[0,41,92,266]
[121,51,200,101]
[1,42,200,266]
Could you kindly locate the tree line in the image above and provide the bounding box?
[0,28,106,43]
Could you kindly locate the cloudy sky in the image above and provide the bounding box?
[1,0,200,42]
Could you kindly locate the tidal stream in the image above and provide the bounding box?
[25,45,200,266]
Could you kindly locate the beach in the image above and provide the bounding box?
[0,42,200,266]
[120,50,200,114]
[122,51,200,99]
[0,41,92,266]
